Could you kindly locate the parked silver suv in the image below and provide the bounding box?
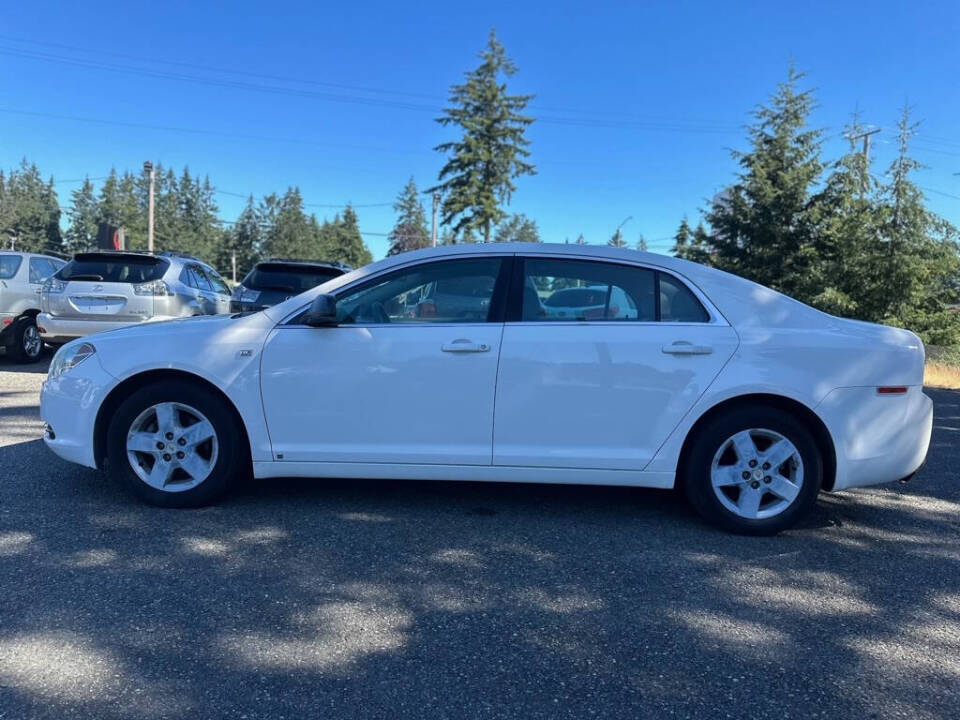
[1,252,67,362]
[38,251,231,343]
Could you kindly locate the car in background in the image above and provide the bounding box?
[0,251,67,362]
[230,259,348,313]
[542,284,638,320]
[38,251,231,343]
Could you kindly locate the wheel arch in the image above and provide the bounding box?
[676,393,837,491]
[94,368,252,469]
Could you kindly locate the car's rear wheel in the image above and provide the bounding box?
[683,406,822,535]
[107,380,243,507]
[7,317,43,363]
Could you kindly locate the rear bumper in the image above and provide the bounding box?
[36,313,179,342]
[817,386,933,491]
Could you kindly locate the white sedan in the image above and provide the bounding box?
[40,243,932,534]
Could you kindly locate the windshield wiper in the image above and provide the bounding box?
[65,274,104,281]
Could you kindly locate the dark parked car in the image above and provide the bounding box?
[230,259,349,313]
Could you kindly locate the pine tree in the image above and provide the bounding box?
[636,235,648,252]
[608,228,627,247]
[325,205,372,267]
[217,196,262,280]
[1,160,61,252]
[705,65,823,298]
[262,188,313,260]
[864,107,960,343]
[387,177,430,255]
[494,213,540,243]
[64,178,99,252]
[671,218,692,257]
[431,29,535,242]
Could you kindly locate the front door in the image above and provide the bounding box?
[493,257,739,470]
[260,256,510,465]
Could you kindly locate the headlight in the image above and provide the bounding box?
[48,342,96,379]
[43,277,67,294]
[133,279,170,296]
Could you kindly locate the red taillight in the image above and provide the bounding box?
[877,386,908,395]
[1,317,11,326]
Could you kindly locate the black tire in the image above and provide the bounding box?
[683,405,822,535]
[7,316,43,363]
[107,379,245,507]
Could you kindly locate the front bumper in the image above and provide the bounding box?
[40,352,118,469]
[37,313,179,342]
[817,386,933,491]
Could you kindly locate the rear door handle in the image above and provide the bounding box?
[442,339,490,353]
[662,342,713,356]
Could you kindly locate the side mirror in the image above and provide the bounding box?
[304,293,338,327]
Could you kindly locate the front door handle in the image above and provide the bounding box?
[662,341,713,356]
[442,339,490,353]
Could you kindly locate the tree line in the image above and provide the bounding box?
[0,161,373,278]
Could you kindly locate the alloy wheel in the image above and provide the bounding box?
[22,324,42,358]
[126,402,219,492]
[710,428,804,520]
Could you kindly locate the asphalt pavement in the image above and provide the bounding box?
[0,350,957,719]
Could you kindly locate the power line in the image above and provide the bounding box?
[920,186,960,202]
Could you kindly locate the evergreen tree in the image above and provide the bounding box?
[387,177,430,255]
[494,213,540,243]
[636,235,648,252]
[705,65,823,298]
[864,107,960,343]
[608,228,627,247]
[671,218,692,257]
[261,188,314,260]
[0,160,61,252]
[687,222,714,265]
[217,196,262,280]
[324,205,373,267]
[64,178,99,252]
[431,29,535,242]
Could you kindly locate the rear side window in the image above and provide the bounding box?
[59,254,169,283]
[522,259,655,321]
[0,254,22,279]
[29,257,57,283]
[660,273,710,322]
[201,266,230,294]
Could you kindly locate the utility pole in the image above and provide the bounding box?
[231,251,237,283]
[848,128,881,162]
[144,161,155,252]
[431,193,440,247]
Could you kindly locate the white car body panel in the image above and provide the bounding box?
[260,323,504,464]
[40,243,932,499]
[493,322,739,469]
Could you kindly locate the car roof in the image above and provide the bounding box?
[0,250,67,260]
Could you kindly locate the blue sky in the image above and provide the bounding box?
[2,0,959,260]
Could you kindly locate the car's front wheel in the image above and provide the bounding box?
[683,406,822,535]
[107,380,244,507]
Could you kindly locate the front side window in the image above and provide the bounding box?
[201,266,230,295]
[0,254,23,279]
[334,258,504,325]
[523,259,655,321]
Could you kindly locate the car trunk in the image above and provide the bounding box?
[44,254,169,322]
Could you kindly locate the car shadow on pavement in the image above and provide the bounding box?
[0,389,957,720]
[0,347,52,374]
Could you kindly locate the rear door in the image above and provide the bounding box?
[492,257,739,470]
[46,253,167,321]
[198,265,232,314]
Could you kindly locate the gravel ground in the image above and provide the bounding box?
[0,350,958,719]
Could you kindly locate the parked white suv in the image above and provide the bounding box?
[38,251,231,343]
[0,251,67,362]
